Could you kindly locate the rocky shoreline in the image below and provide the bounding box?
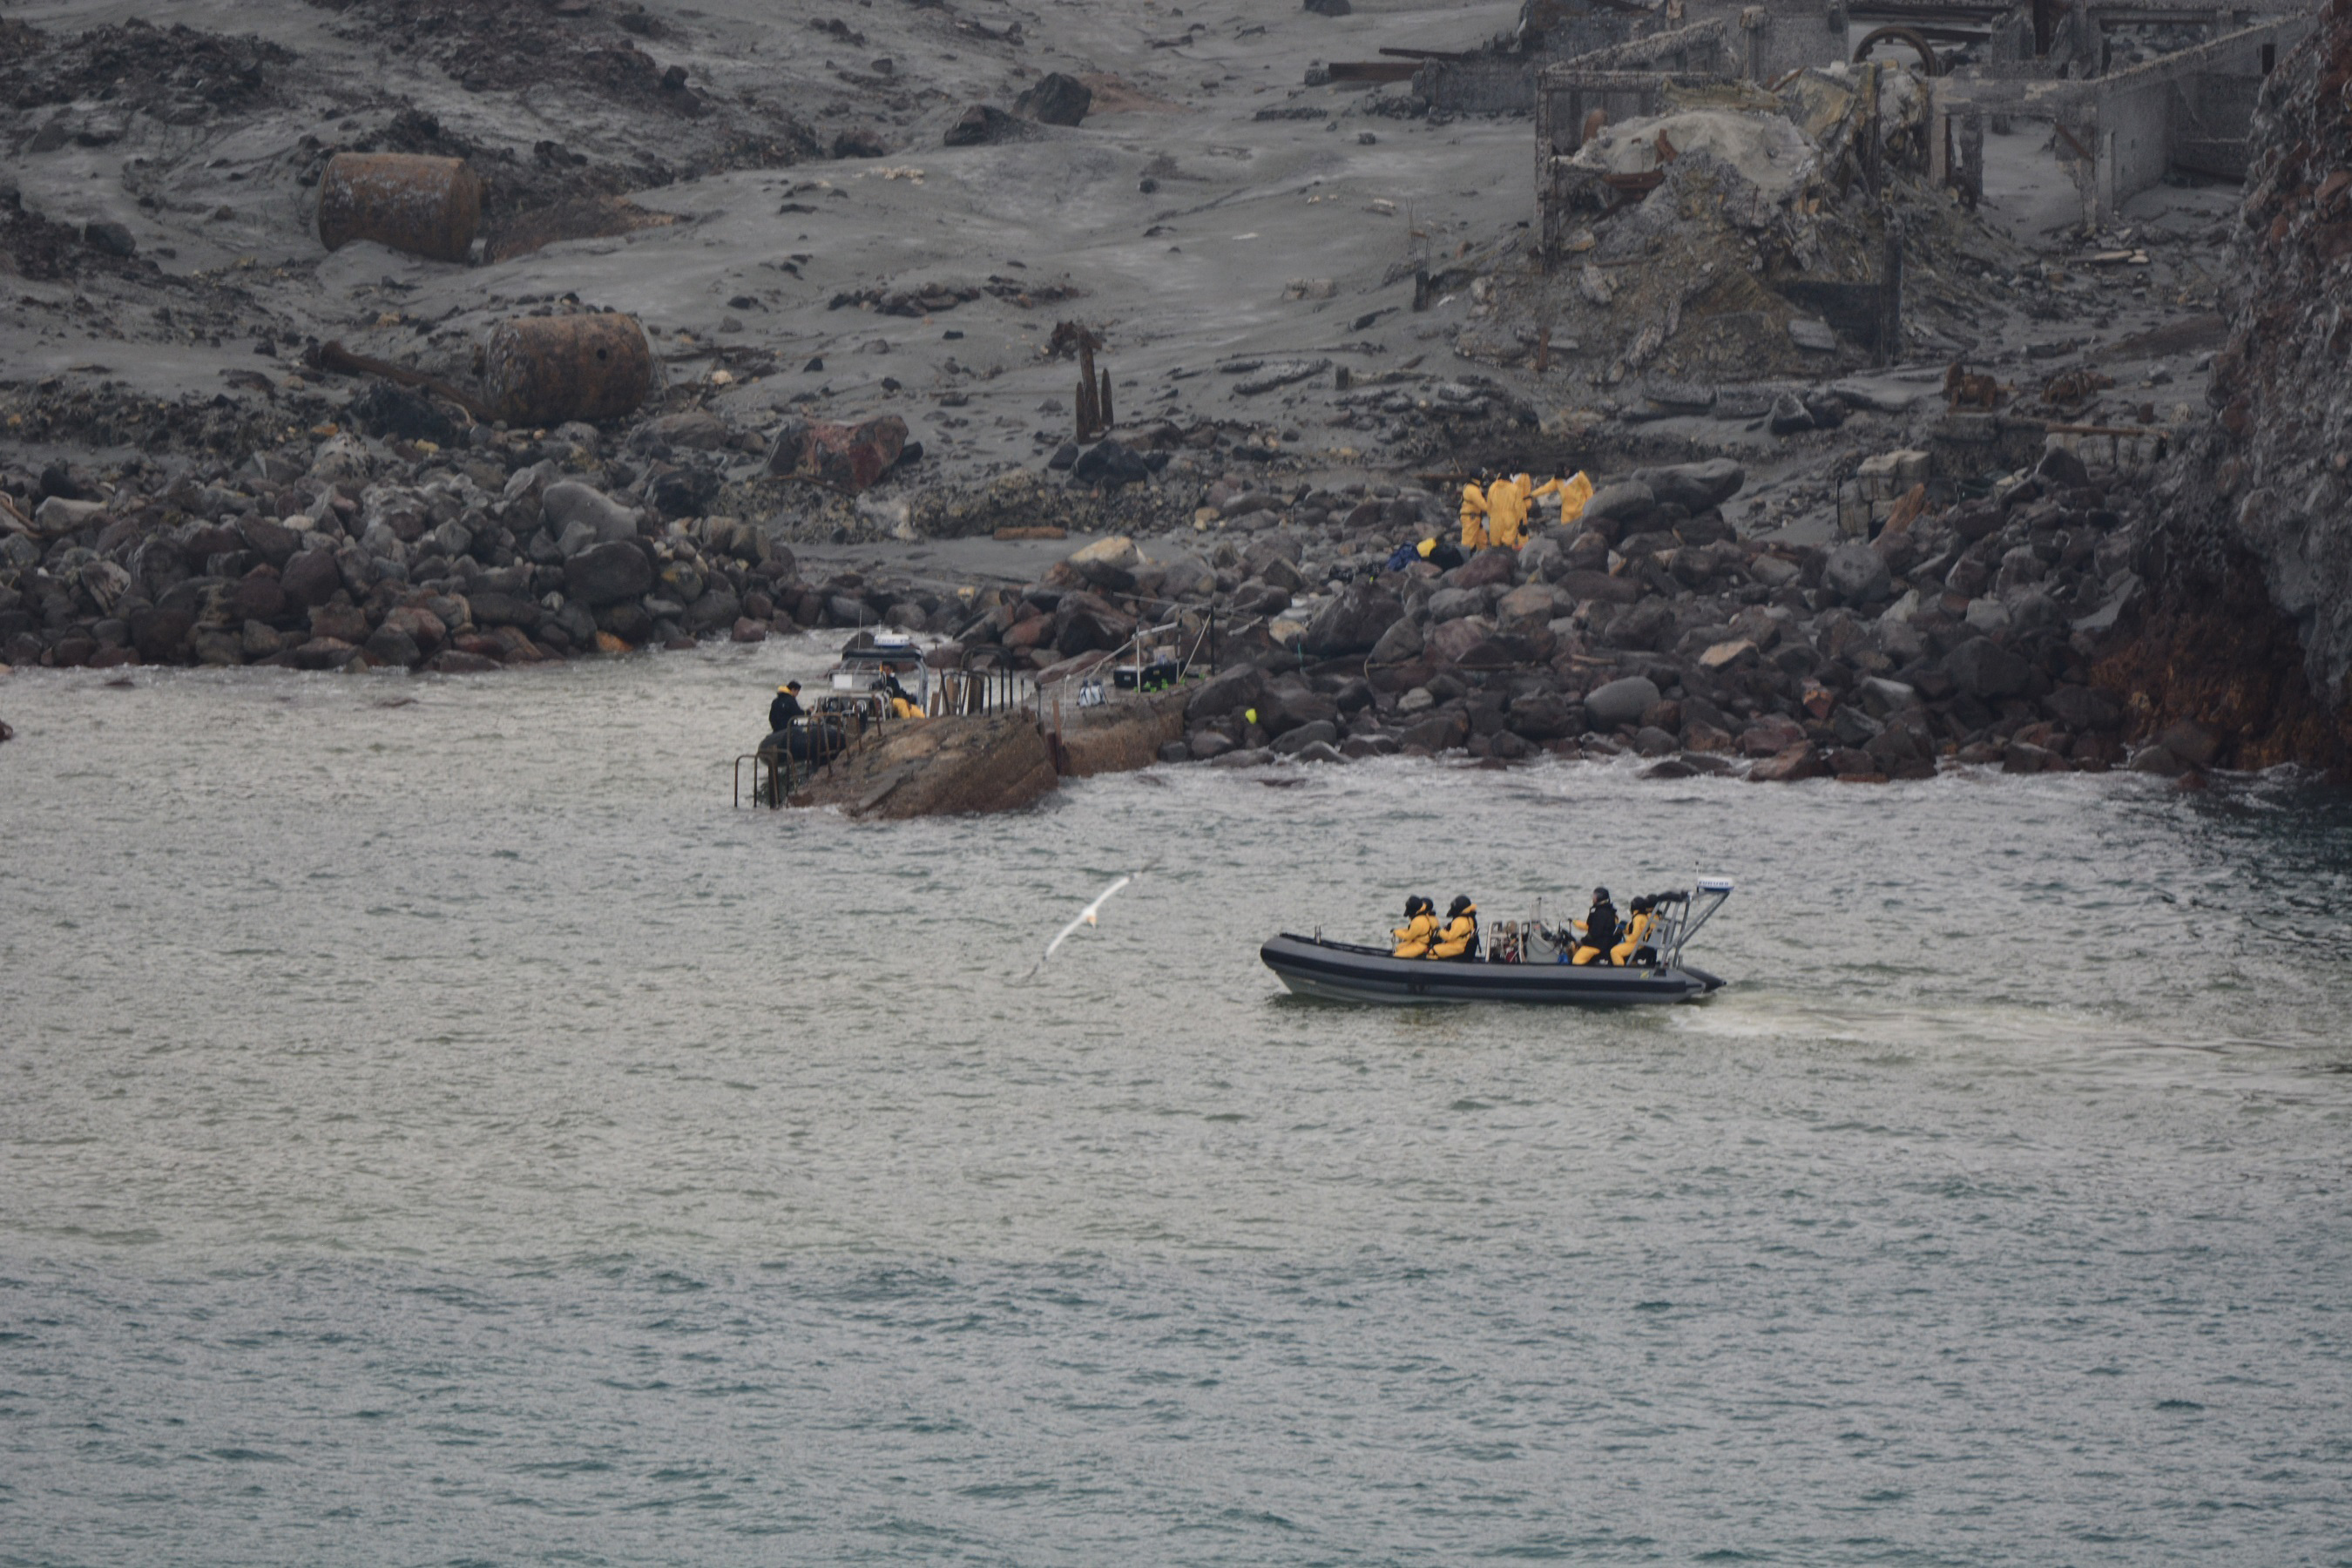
[0,395,2233,792]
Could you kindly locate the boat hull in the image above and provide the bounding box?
[1260,934,1721,1006]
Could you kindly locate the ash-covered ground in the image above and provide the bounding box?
[3,0,2326,782]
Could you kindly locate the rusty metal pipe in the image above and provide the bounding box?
[317,152,483,264]
[482,314,655,428]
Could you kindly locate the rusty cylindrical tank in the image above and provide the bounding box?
[316,153,483,264]
[482,314,655,428]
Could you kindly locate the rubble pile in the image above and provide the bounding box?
[1490,71,2021,389]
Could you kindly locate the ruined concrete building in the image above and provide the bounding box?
[1530,0,2312,247]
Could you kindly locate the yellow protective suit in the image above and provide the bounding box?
[1484,476,1532,551]
[1457,483,1490,551]
[1610,909,1653,966]
[1391,913,1438,959]
[1431,909,1478,961]
[1532,471,1596,530]
[890,696,924,720]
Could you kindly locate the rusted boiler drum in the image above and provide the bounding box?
[483,314,655,427]
[316,152,483,263]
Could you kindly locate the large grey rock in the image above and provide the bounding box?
[1632,458,1744,511]
[682,585,742,637]
[1271,719,1340,754]
[1584,674,1660,727]
[564,540,654,606]
[1014,71,1092,125]
[1301,584,1402,658]
[541,482,639,544]
[1369,617,1423,665]
[1186,663,1267,720]
[1581,481,1654,524]
[1944,635,2031,698]
[1426,586,1489,623]
[1821,541,1892,606]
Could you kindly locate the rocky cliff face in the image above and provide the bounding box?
[2112,1,2352,772]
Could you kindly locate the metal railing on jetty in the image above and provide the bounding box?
[733,608,1226,810]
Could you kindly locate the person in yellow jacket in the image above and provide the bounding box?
[1484,475,1531,551]
[1430,895,1481,961]
[884,674,926,720]
[1457,482,1490,551]
[1610,896,1656,966]
[1391,895,1438,958]
[1531,471,1596,530]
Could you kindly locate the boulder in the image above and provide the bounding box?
[540,481,639,543]
[565,540,655,606]
[1583,675,1659,727]
[1426,586,1489,623]
[1071,440,1152,490]
[1507,693,1580,740]
[1821,541,1892,605]
[382,605,447,655]
[309,603,370,644]
[1368,616,1423,665]
[1186,663,1267,720]
[766,414,909,495]
[1014,71,1092,125]
[363,625,423,668]
[289,636,359,671]
[1496,582,1555,622]
[2156,720,2221,767]
[129,605,193,663]
[1301,584,1403,658]
[1400,711,1470,751]
[1271,719,1340,754]
[1554,568,1643,605]
[1944,635,2031,699]
[683,585,742,637]
[466,590,542,630]
[1633,458,1744,511]
[239,517,301,569]
[1424,617,1491,667]
[1581,480,1654,525]
[944,105,1024,146]
[1067,534,1140,590]
[279,549,344,609]
[1747,742,1827,782]
[1449,548,1517,590]
[1740,715,1808,756]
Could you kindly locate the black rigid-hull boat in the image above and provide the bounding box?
[1260,880,1733,1006]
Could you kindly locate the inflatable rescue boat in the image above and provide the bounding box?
[1261,879,1734,1006]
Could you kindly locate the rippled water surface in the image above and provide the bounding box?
[4,642,2351,1565]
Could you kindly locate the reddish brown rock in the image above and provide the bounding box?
[1748,743,1828,783]
[765,413,909,495]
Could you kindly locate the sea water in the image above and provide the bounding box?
[3,637,2349,1565]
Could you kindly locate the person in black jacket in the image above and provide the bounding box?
[768,681,805,732]
[1570,887,1619,966]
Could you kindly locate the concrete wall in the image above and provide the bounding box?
[1928,13,2308,227]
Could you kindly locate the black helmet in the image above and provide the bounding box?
[1592,887,1610,902]
[1631,896,1652,913]
[1447,895,1475,918]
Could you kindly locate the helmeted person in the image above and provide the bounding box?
[1457,482,1491,551]
[1531,470,1596,530]
[1391,895,1439,959]
[1570,886,1619,966]
[1610,896,1656,966]
[1430,895,1481,961]
[1484,474,1532,551]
